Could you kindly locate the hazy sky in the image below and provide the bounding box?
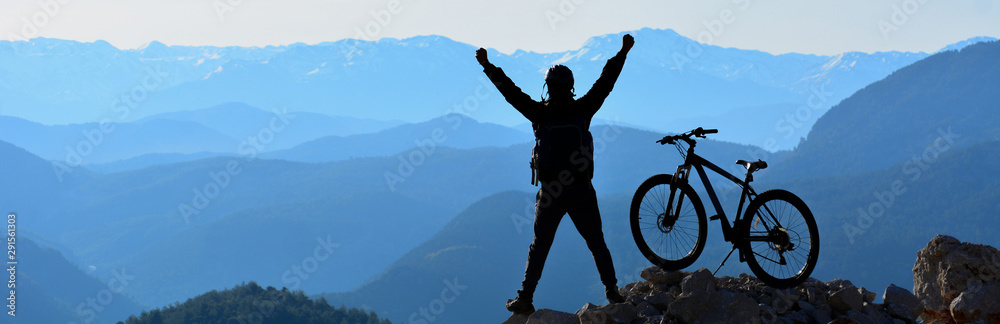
[1,0,997,55]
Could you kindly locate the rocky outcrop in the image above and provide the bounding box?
[503,267,920,324]
[501,235,998,324]
[913,235,1000,323]
[504,309,574,324]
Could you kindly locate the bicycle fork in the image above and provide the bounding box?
[662,165,692,231]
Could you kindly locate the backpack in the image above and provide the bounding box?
[530,115,594,185]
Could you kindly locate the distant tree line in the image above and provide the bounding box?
[117,282,390,324]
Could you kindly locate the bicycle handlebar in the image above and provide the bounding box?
[656,127,718,145]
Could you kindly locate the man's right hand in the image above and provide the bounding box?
[476,48,489,65]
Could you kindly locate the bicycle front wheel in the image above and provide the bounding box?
[741,189,819,288]
[630,174,707,270]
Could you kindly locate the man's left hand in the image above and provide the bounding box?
[622,34,634,53]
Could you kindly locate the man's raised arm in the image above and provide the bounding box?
[477,48,538,122]
[580,34,633,115]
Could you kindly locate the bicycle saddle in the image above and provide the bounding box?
[736,159,768,173]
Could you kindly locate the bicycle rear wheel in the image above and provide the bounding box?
[741,189,819,288]
[630,174,707,270]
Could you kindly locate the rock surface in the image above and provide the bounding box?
[912,235,1000,323]
[505,268,914,324]
[499,235,999,324]
[502,309,577,324]
[883,283,922,321]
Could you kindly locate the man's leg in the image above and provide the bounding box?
[518,186,567,299]
[565,182,621,300]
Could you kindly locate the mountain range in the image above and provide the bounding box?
[776,40,1000,179]
[0,102,402,166]
[260,113,533,163]
[14,237,143,324]
[3,29,992,150]
[1,32,998,323]
[0,118,780,309]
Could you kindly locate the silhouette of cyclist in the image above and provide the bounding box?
[476,33,634,314]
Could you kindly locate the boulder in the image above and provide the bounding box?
[640,266,689,287]
[805,287,828,305]
[627,281,655,296]
[659,317,678,324]
[799,277,824,290]
[620,282,638,297]
[796,300,815,312]
[770,289,800,314]
[861,303,889,323]
[783,310,809,324]
[858,287,876,304]
[828,285,864,314]
[949,281,1000,323]
[825,279,854,293]
[641,315,664,324]
[679,268,717,296]
[827,317,859,324]
[912,235,1000,323]
[575,302,636,324]
[636,301,661,318]
[644,292,674,311]
[883,283,922,321]
[502,313,529,324]
[806,304,833,324]
[846,310,876,324]
[525,309,577,324]
[759,303,778,324]
[668,289,759,324]
[886,303,915,322]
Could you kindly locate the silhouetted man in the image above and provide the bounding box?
[476,34,634,314]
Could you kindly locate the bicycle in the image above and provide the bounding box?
[629,127,819,288]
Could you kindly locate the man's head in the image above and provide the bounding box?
[544,65,574,100]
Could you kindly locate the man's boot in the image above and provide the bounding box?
[506,289,535,315]
[606,285,626,304]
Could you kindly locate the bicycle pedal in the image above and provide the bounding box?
[709,214,720,221]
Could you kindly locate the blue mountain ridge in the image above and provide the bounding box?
[3,29,991,150]
[0,34,997,323]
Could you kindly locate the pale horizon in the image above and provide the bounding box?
[6,30,997,57]
[1,0,997,55]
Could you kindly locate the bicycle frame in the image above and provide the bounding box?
[667,145,758,244]
[637,128,818,284]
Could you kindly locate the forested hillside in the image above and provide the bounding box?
[116,282,389,324]
[777,41,1000,179]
